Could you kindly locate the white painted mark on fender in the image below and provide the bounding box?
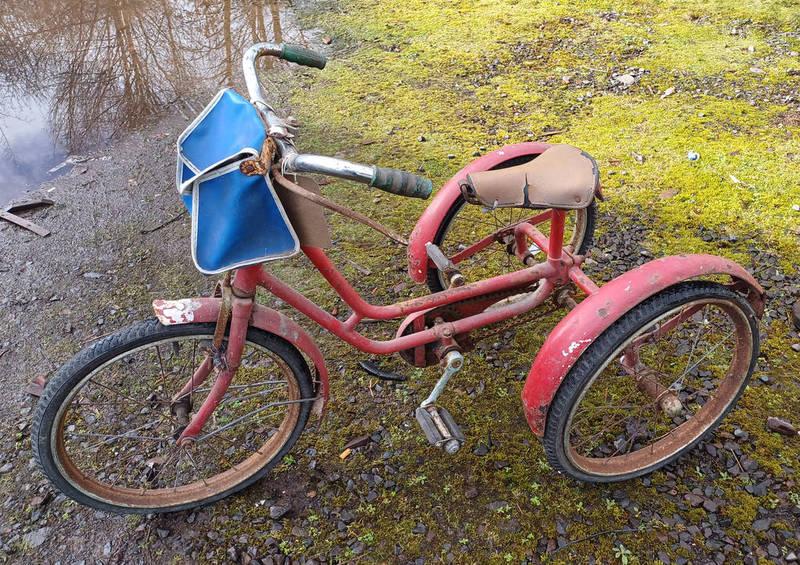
[562,339,592,357]
[153,299,203,325]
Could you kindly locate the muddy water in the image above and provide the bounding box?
[0,0,309,206]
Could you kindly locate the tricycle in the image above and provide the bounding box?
[32,43,765,513]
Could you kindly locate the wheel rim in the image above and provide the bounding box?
[435,198,589,290]
[563,298,753,476]
[51,334,302,509]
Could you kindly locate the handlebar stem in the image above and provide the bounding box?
[243,43,291,138]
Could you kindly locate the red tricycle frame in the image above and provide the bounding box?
[153,142,765,446]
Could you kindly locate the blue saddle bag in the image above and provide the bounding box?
[176,89,299,275]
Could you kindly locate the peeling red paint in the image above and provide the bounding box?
[153,297,330,417]
[406,142,553,283]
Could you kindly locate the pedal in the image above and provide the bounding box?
[415,405,465,454]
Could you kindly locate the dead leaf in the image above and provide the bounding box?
[343,434,372,451]
[659,188,678,200]
[339,448,352,460]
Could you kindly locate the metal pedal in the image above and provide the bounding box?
[415,405,465,454]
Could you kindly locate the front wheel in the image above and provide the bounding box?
[32,319,314,513]
[543,281,759,482]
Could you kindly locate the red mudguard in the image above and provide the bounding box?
[522,254,765,436]
[407,142,552,283]
[152,297,329,418]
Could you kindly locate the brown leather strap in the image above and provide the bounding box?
[211,271,232,368]
[272,168,409,246]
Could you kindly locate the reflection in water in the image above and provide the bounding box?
[0,0,304,204]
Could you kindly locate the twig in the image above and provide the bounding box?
[546,527,639,558]
[539,130,565,138]
[140,210,187,234]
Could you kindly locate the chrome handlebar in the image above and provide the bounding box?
[241,43,433,198]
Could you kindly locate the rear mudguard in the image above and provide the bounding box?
[152,297,329,419]
[407,142,553,283]
[522,254,765,436]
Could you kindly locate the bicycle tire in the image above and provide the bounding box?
[32,319,314,514]
[543,281,759,482]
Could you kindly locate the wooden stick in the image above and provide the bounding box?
[0,211,50,237]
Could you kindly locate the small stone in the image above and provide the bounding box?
[0,463,13,473]
[703,500,718,512]
[351,541,366,555]
[472,443,489,456]
[82,272,104,279]
[412,523,427,535]
[269,505,290,520]
[684,493,704,507]
[447,154,455,159]
[785,551,797,561]
[752,518,771,532]
[464,487,478,499]
[22,527,51,549]
[227,547,239,561]
[791,343,800,352]
[417,135,426,142]
[340,509,355,523]
[791,301,800,331]
[487,500,509,512]
[157,529,170,539]
[103,542,111,555]
[616,74,636,87]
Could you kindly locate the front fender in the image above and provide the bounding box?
[152,297,329,418]
[407,142,553,283]
[522,254,764,436]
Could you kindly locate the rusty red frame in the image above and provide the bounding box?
[176,209,600,442]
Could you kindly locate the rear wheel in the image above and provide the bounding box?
[427,195,596,293]
[32,319,314,513]
[543,281,758,482]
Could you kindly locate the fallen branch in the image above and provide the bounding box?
[546,527,639,558]
[140,210,187,234]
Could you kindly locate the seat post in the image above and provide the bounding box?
[547,209,566,266]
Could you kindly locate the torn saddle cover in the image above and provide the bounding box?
[460,144,599,210]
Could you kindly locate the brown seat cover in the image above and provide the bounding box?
[461,144,598,210]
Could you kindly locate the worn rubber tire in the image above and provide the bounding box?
[32,318,313,514]
[543,281,759,483]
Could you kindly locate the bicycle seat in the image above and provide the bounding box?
[460,144,598,210]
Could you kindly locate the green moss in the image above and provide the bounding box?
[722,492,760,530]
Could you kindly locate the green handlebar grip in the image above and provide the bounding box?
[370,167,433,199]
[280,44,327,69]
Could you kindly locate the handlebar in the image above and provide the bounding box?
[242,43,433,200]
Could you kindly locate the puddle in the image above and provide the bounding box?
[0,0,312,206]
